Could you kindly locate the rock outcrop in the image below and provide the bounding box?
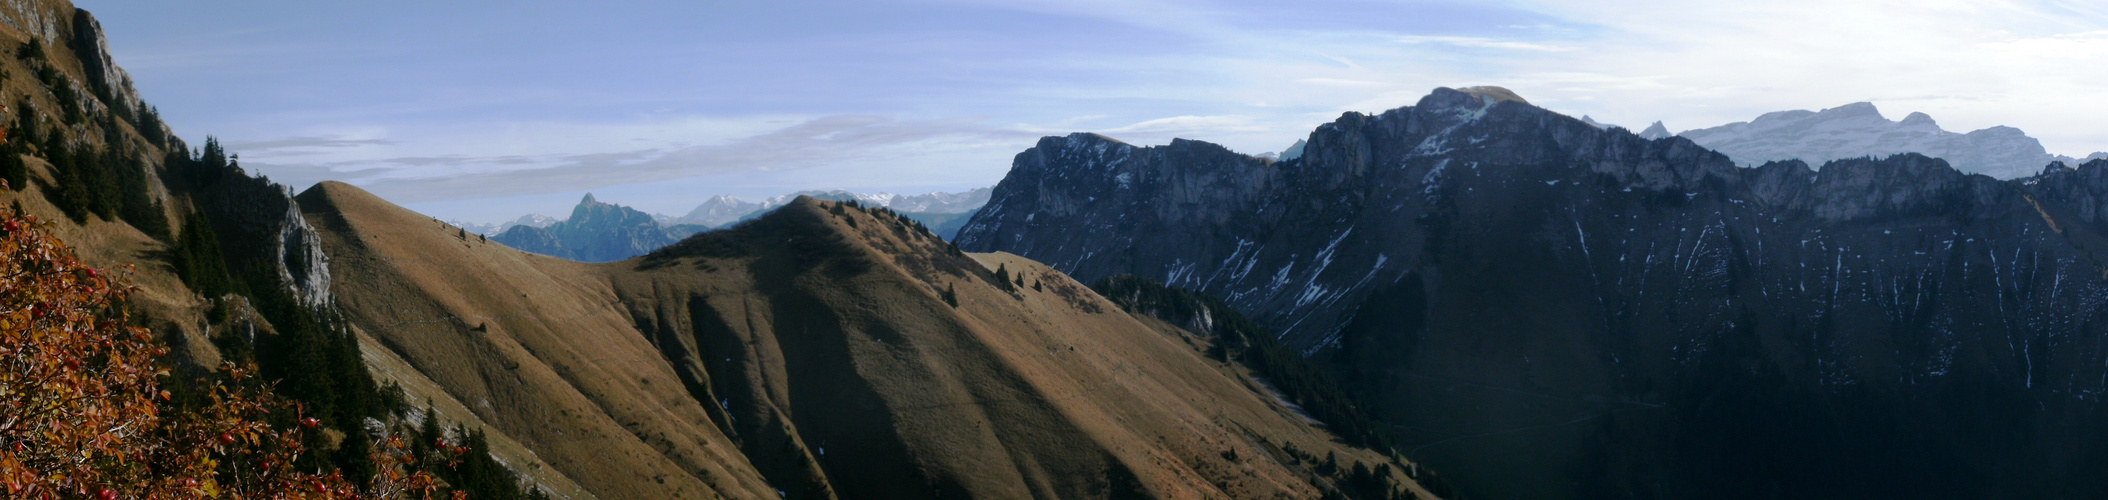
[194,168,335,308]
[65,9,144,117]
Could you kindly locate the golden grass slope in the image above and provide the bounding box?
[303,180,1412,498]
[615,200,1376,499]
[296,182,776,499]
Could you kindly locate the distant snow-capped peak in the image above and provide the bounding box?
[453,213,557,235]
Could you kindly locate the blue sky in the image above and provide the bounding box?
[84,0,2108,223]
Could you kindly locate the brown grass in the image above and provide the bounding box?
[300,182,1419,498]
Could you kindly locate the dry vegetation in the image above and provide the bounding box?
[301,181,1432,499]
[0,190,456,499]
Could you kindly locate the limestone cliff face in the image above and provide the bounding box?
[65,9,144,118]
[961,87,2108,498]
[0,0,69,48]
[274,186,332,308]
[0,3,172,144]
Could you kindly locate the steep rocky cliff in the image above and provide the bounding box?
[959,87,2108,498]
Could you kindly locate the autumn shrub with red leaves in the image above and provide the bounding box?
[0,187,457,499]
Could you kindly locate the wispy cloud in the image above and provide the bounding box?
[227,135,394,152]
[1295,78,1387,87]
[1395,35,1576,52]
[260,115,1034,203]
[95,0,2108,223]
[1104,115,1263,135]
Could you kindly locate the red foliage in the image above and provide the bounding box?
[0,196,454,499]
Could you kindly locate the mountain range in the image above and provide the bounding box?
[1589,102,2097,179]
[453,213,556,236]
[958,86,2108,498]
[302,182,1424,498]
[487,193,707,263]
[488,189,991,263]
[465,188,990,264]
[15,1,2108,497]
[463,188,992,236]
[0,4,1427,497]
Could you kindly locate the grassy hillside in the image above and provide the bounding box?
[303,181,1431,499]
[0,0,1440,495]
[0,1,609,496]
[297,181,777,499]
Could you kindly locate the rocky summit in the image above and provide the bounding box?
[959,86,2108,499]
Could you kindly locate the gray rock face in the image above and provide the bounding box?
[66,9,144,118]
[1679,102,2065,179]
[273,186,332,309]
[959,87,2108,498]
[0,1,68,53]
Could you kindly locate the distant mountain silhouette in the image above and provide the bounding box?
[1678,102,2071,178]
[491,193,701,262]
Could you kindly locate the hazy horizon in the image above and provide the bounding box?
[84,0,2108,223]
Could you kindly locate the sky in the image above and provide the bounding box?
[80,0,2108,223]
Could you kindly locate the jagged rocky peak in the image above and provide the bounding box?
[1576,116,1674,140]
[1278,139,1308,160]
[491,192,680,262]
[962,85,1740,338]
[1638,121,1672,140]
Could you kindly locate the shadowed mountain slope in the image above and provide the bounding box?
[302,181,1424,499]
[958,86,2108,498]
[298,181,778,499]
